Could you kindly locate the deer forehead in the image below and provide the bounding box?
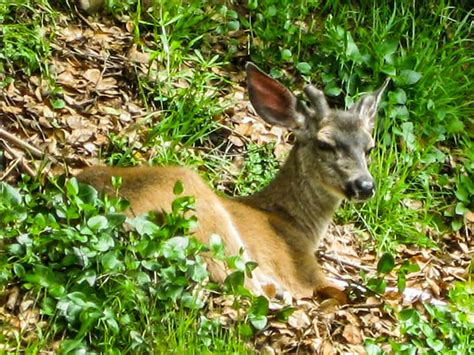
[316,113,374,148]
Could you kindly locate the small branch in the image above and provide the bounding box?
[0,128,44,159]
[3,143,36,177]
[0,128,58,164]
[341,302,385,310]
[318,251,372,273]
[0,157,21,180]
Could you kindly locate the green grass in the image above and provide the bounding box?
[1,0,472,353]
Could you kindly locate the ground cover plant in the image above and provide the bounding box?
[0,0,472,353]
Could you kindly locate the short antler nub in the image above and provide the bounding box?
[304,85,330,118]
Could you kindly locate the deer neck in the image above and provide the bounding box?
[238,143,342,246]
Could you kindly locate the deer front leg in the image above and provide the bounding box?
[299,253,348,304]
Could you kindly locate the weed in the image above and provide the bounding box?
[232,143,279,197]
[0,0,55,75]
[0,177,256,352]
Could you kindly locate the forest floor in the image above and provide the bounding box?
[1,3,472,353]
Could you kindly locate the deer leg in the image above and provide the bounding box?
[299,253,348,304]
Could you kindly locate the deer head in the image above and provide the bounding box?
[246,62,389,201]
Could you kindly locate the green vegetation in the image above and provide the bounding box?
[0,0,472,353]
[0,177,260,352]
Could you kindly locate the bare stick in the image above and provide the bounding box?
[318,251,372,273]
[3,143,36,177]
[0,128,44,159]
[341,302,385,310]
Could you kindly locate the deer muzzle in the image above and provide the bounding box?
[346,176,375,201]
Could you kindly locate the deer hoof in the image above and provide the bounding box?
[315,285,348,305]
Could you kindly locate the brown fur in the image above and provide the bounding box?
[77,63,389,300]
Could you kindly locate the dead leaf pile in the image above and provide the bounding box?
[0,8,472,354]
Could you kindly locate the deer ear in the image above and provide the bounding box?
[351,78,390,131]
[246,62,306,130]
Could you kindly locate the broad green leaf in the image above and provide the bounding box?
[93,234,115,252]
[275,306,295,321]
[427,338,444,352]
[397,70,422,86]
[162,237,189,260]
[281,49,292,61]
[66,178,79,197]
[388,88,407,105]
[324,84,342,97]
[379,39,398,56]
[250,296,269,316]
[224,271,244,292]
[128,215,160,236]
[209,234,225,259]
[0,182,22,205]
[227,20,240,31]
[446,117,464,133]
[377,252,395,273]
[173,180,184,195]
[296,62,312,75]
[249,314,267,330]
[101,250,123,271]
[87,215,108,231]
[51,98,65,109]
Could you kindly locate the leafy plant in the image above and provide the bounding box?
[233,143,279,196]
[0,176,253,351]
[0,0,54,75]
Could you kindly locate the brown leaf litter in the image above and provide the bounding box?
[0,9,472,353]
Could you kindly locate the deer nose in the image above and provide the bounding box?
[354,177,375,199]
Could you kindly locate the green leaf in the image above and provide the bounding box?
[101,250,122,271]
[455,202,469,215]
[249,314,267,330]
[388,88,407,105]
[296,62,312,75]
[227,20,240,31]
[161,237,189,260]
[173,180,184,195]
[397,70,422,86]
[87,215,108,232]
[426,338,444,351]
[238,323,254,338]
[249,296,269,316]
[51,98,65,109]
[446,117,464,133]
[324,84,342,97]
[224,271,244,292]
[451,218,463,231]
[93,234,115,252]
[190,259,208,283]
[66,178,79,197]
[275,306,295,321]
[248,0,258,10]
[377,253,395,273]
[0,182,22,205]
[209,234,225,259]
[77,184,98,205]
[13,263,25,277]
[281,49,292,61]
[379,39,398,56]
[128,215,160,236]
[245,261,258,278]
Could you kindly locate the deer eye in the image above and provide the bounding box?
[317,140,334,151]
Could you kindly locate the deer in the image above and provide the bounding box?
[77,63,389,302]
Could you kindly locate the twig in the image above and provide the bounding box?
[3,142,36,177]
[74,5,98,31]
[341,302,385,310]
[318,251,372,273]
[0,128,44,159]
[0,156,20,180]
